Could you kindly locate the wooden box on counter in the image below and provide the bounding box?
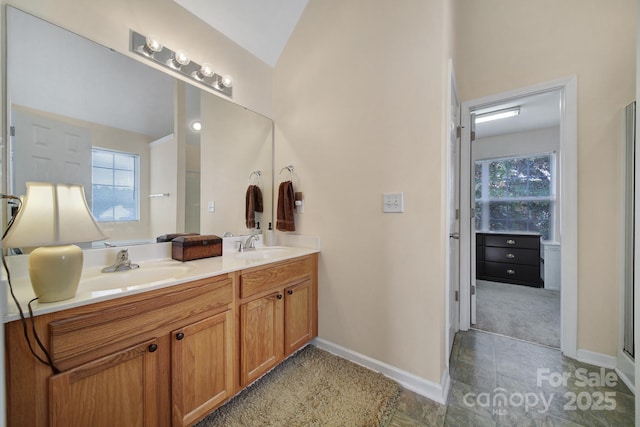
[172,234,222,261]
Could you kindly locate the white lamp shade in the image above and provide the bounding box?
[2,182,109,248]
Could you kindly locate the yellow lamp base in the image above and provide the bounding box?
[28,244,83,303]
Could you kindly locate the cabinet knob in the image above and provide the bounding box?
[287,289,293,295]
[506,253,515,259]
[506,269,516,275]
[277,294,283,300]
[506,239,516,245]
[176,332,185,341]
[148,343,158,353]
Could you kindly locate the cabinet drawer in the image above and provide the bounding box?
[485,247,539,266]
[484,234,539,249]
[485,262,540,283]
[49,276,232,368]
[240,256,312,299]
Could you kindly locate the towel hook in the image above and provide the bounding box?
[279,165,294,181]
[249,170,261,185]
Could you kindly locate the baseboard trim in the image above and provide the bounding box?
[615,350,635,394]
[575,348,617,369]
[312,337,449,404]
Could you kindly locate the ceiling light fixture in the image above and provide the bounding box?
[130,31,233,97]
[475,107,520,124]
[191,121,202,131]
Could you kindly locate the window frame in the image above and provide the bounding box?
[91,147,140,223]
[475,152,556,240]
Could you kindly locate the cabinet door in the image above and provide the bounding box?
[240,292,284,386]
[171,310,234,427]
[284,279,313,355]
[49,339,160,427]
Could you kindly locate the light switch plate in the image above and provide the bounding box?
[383,192,404,213]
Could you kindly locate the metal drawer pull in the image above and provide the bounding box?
[506,253,515,259]
[506,239,516,245]
[506,269,516,275]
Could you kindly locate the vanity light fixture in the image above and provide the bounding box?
[475,107,520,124]
[191,120,202,131]
[130,30,233,97]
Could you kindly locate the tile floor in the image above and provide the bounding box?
[384,329,635,426]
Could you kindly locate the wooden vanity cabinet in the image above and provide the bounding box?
[5,274,234,427]
[49,339,161,427]
[171,309,234,426]
[5,253,318,427]
[238,254,318,386]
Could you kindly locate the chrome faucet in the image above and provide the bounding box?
[101,249,140,273]
[244,234,260,250]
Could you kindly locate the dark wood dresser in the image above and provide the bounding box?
[476,232,543,288]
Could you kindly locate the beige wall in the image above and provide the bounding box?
[1,0,274,117]
[454,0,636,356]
[274,0,453,383]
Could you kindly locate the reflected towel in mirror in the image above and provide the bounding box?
[246,185,263,228]
[276,181,295,232]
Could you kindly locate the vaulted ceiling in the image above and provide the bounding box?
[174,0,309,67]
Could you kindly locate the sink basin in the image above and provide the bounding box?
[79,262,194,294]
[235,246,291,260]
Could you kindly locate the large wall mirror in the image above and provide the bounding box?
[5,6,274,248]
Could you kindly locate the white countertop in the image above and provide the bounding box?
[3,236,319,322]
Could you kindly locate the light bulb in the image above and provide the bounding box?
[193,63,214,81]
[142,37,163,56]
[191,121,202,131]
[170,50,190,69]
[220,74,233,88]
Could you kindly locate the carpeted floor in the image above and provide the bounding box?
[474,280,560,348]
[196,345,401,426]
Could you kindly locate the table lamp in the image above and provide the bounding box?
[2,182,109,302]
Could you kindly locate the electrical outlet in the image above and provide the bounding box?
[383,192,404,213]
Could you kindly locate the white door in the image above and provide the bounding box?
[11,107,91,198]
[447,71,461,355]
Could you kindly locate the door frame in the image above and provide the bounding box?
[445,59,460,363]
[459,76,578,358]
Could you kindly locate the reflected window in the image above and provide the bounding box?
[475,154,554,240]
[91,148,139,222]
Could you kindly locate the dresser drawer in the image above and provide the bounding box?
[485,247,539,266]
[484,234,540,249]
[485,262,541,285]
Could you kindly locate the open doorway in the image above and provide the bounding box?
[459,77,578,358]
[471,90,561,348]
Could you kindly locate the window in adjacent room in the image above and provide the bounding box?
[475,154,555,240]
[91,148,139,222]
